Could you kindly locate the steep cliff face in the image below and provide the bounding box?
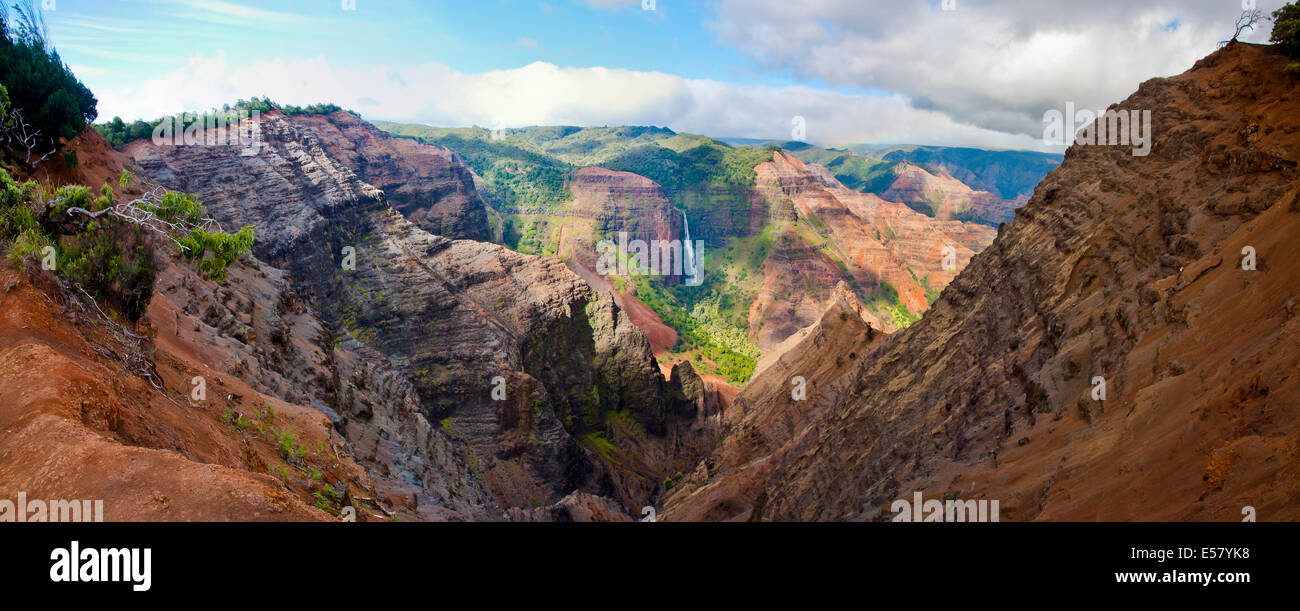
[149,251,501,520]
[876,146,1062,200]
[291,112,491,242]
[126,111,489,254]
[663,283,888,519]
[664,43,1300,522]
[560,166,684,277]
[125,111,704,515]
[748,151,995,346]
[2,130,417,521]
[747,227,867,351]
[880,161,1022,226]
[0,250,439,521]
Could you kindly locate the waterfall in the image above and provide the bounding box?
[680,208,697,278]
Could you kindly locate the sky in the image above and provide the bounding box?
[32,0,1288,151]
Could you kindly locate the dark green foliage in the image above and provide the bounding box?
[141,190,255,283]
[1273,3,1300,67]
[93,98,357,150]
[280,102,346,116]
[438,134,570,211]
[144,190,205,226]
[176,225,254,283]
[94,116,153,149]
[45,183,155,319]
[603,141,772,192]
[0,6,98,156]
[58,218,155,320]
[631,280,757,384]
[952,207,982,223]
[379,126,574,211]
[1,168,254,320]
[0,173,154,320]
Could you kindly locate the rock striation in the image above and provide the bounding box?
[664,43,1300,521]
[127,110,708,515]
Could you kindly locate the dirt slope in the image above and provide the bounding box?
[664,42,1300,522]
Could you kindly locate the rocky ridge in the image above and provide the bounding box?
[664,43,1300,521]
[126,111,711,515]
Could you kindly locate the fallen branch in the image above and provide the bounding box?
[68,281,177,404]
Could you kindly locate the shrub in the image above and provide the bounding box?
[57,219,156,320]
[1,167,254,320]
[1272,3,1300,68]
[176,225,254,283]
[140,190,255,283]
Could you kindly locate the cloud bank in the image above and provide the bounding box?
[95,52,1052,150]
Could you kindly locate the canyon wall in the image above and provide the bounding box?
[665,43,1300,522]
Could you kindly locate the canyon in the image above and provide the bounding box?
[663,42,1300,521]
[2,35,1293,524]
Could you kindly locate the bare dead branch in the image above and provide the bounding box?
[1222,9,1264,45]
[59,185,228,253]
[0,107,58,170]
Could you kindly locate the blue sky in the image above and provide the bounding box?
[53,1,803,87]
[32,0,1280,149]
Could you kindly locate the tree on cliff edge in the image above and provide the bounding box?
[0,1,98,165]
[1272,2,1300,70]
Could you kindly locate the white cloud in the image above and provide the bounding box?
[574,0,644,11]
[710,0,1286,138]
[93,52,1053,151]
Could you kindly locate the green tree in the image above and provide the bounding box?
[0,2,99,163]
[1272,3,1300,67]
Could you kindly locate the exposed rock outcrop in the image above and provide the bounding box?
[566,167,682,264]
[749,151,995,346]
[663,282,888,520]
[880,161,1022,226]
[664,43,1300,521]
[150,252,501,520]
[126,111,708,516]
[291,112,491,242]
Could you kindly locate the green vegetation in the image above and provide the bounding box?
[176,224,255,283]
[377,123,775,227]
[581,431,618,462]
[0,4,98,164]
[373,122,949,375]
[510,124,678,166]
[865,281,920,329]
[782,143,898,193]
[274,429,308,462]
[376,123,780,384]
[379,124,573,212]
[626,228,771,384]
[502,216,555,255]
[0,168,253,320]
[92,115,154,149]
[602,140,773,191]
[1274,3,1300,70]
[94,98,357,150]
